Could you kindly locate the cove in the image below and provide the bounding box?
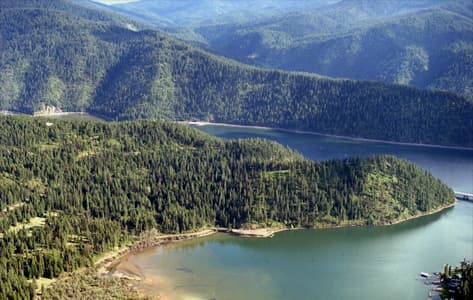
[125,124,473,299]
[128,201,472,300]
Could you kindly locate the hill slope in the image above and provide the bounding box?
[1,0,472,147]
[200,2,473,96]
[107,0,338,27]
[103,0,473,96]
[0,116,455,298]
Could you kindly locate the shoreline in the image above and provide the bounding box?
[34,111,114,121]
[33,111,87,117]
[97,201,457,294]
[96,229,218,278]
[182,121,473,151]
[226,227,289,238]
[3,112,471,150]
[379,201,456,227]
[100,201,456,260]
[1,110,113,121]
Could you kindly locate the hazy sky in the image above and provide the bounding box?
[91,0,140,5]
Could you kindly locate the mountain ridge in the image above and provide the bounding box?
[196,2,473,95]
[99,0,473,96]
[1,0,472,147]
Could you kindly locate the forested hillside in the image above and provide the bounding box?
[1,0,473,147]
[0,116,455,298]
[101,0,473,96]
[0,0,140,29]
[198,1,473,96]
[105,0,337,27]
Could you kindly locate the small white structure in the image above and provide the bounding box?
[454,191,473,201]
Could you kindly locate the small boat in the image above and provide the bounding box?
[420,272,430,277]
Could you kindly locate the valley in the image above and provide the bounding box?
[1,1,472,147]
[0,1,472,299]
[99,0,473,96]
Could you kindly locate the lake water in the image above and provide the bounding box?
[129,125,473,300]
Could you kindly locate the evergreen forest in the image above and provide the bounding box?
[1,0,472,147]
[0,116,455,299]
[98,0,473,96]
[0,1,470,299]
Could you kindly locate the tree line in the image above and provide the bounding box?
[0,1,472,147]
[0,116,454,298]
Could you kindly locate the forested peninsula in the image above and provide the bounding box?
[0,116,455,298]
[1,0,472,147]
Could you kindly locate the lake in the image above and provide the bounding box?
[128,124,473,300]
[194,124,473,194]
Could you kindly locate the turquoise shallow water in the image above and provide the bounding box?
[129,125,473,300]
[131,202,472,300]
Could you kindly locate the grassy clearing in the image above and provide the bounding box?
[30,277,56,294]
[9,217,46,233]
[76,150,98,160]
[37,143,59,151]
[263,169,290,177]
[1,202,25,213]
[44,211,59,217]
[0,172,17,187]
[367,171,398,184]
[41,269,143,300]
[362,171,410,223]
[67,234,89,247]
[26,178,46,193]
[106,138,121,149]
[363,171,398,200]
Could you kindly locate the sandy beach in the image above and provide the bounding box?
[112,258,144,281]
[229,227,288,238]
[96,229,218,276]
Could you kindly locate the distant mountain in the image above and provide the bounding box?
[107,0,339,27]
[1,0,141,28]
[1,0,472,147]
[98,0,473,96]
[199,0,473,96]
[95,0,339,43]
